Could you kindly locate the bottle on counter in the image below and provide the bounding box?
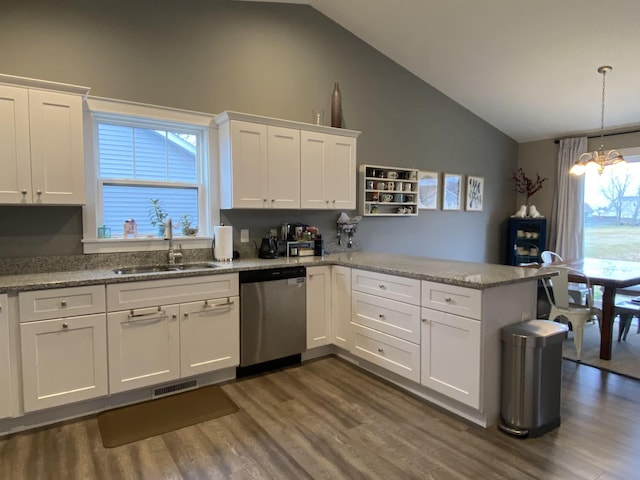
[314,234,324,256]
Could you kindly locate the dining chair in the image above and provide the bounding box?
[539,266,601,361]
[540,251,592,305]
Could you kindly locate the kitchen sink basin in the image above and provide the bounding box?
[112,262,218,275]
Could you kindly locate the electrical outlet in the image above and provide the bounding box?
[240,229,249,243]
[270,228,278,237]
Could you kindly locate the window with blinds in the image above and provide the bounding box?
[96,120,205,238]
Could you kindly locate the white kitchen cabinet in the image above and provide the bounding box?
[306,266,332,349]
[18,285,108,412]
[0,294,12,419]
[217,117,300,209]
[420,307,481,408]
[107,305,181,394]
[331,266,352,349]
[300,131,356,209]
[107,274,240,394]
[351,270,422,382]
[180,296,239,377]
[216,111,359,210]
[0,80,88,205]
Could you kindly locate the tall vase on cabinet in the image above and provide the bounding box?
[331,82,342,128]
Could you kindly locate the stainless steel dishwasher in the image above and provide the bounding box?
[238,266,306,375]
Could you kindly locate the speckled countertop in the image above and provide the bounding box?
[0,251,542,293]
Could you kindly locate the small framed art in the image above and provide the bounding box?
[465,175,484,212]
[442,173,462,210]
[418,171,439,210]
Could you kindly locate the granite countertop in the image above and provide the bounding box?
[0,252,542,293]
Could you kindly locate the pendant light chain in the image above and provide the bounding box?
[599,66,607,149]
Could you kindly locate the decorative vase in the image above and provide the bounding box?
[331,82,342,128]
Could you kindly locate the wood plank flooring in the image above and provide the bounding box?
[1,356,639,479]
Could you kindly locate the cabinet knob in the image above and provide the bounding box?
[444,297,452,303]
[21,189,27,195]
[422,318,427,323]
[36,190,43,195]
[378,313,385,319]
[377,347,384,353]
[62,323,69,329]
[263,198,267,202]
[271,199,275,203]
[60,300,67,307]
[332,200,336,203]
[378,284,386,289]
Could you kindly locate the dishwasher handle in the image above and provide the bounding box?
[239,266,306,284]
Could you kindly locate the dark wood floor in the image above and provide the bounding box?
[1,356,639,479]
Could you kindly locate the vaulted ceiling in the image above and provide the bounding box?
[244,0,640,143]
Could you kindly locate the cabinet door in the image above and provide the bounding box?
[228,120,269,208]
[300,132,356,210]
[329,135,356,209]
[0,295,11,418]
[180,296,239,377]
[331,266,352,349]
[107,305,180,394]
[421,307,481,408]
[306,266,332,348]
[267,125,300,208]
[20,313,108,412]
[0,85,31,204]
[28,90,85,204]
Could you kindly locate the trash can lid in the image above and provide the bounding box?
[501,320,569,347]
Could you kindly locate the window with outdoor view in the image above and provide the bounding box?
[95,116,206,239]
[583,153,640,262]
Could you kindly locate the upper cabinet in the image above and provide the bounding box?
[0,74,89,205]
[216,111,359,210]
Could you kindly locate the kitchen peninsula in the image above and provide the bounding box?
[0,252,541,435]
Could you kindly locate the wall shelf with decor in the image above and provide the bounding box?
[359,164,419,216]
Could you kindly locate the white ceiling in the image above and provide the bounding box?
[245,0,640,143]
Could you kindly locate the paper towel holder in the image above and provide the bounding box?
[213,225,234,262]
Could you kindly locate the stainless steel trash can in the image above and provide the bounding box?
[499,320,568,438]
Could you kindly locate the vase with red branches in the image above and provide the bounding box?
[512,168,548,206]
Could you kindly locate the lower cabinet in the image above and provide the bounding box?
[20,313,108,412]
[306,266,332,348]
[106,274,240,394]
[0,294,12,418]
[331,266,352,349]
[420,307,481,408]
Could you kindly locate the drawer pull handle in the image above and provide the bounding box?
[21,189,27,195]
[203,298,235,309]
[128,306,165,320]
[62,323,69,329]
[378,313,385,319]
[444,297,452,303]
[378,284,386,289]
[377,347,384,353]
[184,312,189,318]
[36,190,43,195]
[60,300,67,307]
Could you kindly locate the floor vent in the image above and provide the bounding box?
[153,379,197,398]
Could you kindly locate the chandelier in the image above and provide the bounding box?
[570,66,625,176]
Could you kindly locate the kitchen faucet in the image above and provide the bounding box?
[164,218,183,265]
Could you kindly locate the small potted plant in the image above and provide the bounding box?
[179,214,198,236]
[511,168,547,217]
[148,199,169,236]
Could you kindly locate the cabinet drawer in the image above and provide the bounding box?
[19,285,106,322]
[421,281,482,320]
[107,274,239,311]
[351,269,420,305]
[352,323,420,383]
[352,291,421,343]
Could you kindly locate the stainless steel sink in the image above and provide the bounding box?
[113,262,217,275]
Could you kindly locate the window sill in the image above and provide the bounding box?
[82,236,213,254]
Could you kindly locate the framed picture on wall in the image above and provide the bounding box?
[442,173,462,210]
[465,175,484,212]
[418,171,439,210]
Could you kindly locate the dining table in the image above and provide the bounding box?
[552,258,640,360]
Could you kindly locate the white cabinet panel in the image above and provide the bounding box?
[180,297,239,377]
[306,266,332,348]
[19,285,105,322]
[21,313,108,412]
[421,307,481,408]
[421,281,482,320]
[267,125,300,208]
[0,85,31,204]
[352,269,421,305]
[107,305,181,394]
[0,294,11,418]
[351,291,421,344]
[331,266,352,349]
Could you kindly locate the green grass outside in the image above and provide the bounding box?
[584,225,640,262]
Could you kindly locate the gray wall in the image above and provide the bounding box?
[0,0,518,263]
